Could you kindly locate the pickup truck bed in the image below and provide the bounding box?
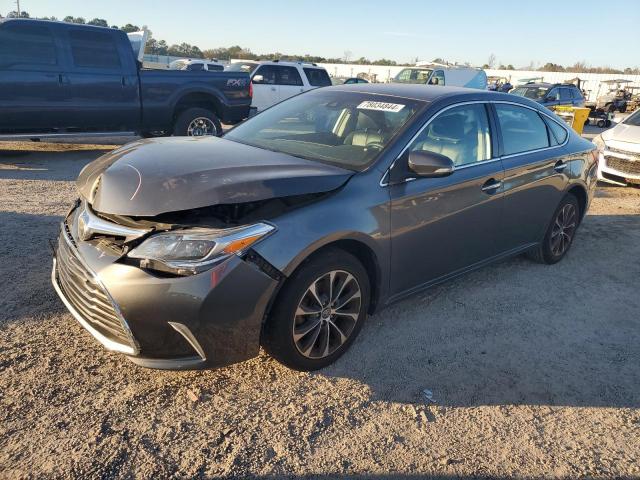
[0,19,251,137]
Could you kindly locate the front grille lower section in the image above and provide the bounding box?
[55,228,134,349]
[605,156,640,176]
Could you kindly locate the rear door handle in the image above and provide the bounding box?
[481,178,502,194]
[554,160,568,173]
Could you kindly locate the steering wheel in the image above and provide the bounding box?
[365,142,385,151]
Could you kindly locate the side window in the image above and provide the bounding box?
[571,88,583,100]
[254,65,276,84]
[187,63,204,71]
[0,23,57,66]
[68,29,121,69]
[430,70,445,86]
[207,63,223,71]
[276,66,303,86]
[408,104,491,166]
[547,88,560,101]
[496,104,550,155]
[559,88,572,101]
[303,68,332,87]
[545,118,568,145]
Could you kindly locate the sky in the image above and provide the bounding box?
[4,0,640,69]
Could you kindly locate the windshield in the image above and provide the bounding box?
[225,62,258,73]
[511,86,549,100]
[624,109,640,126]
[225,90,424,171]
[393,68,432,84]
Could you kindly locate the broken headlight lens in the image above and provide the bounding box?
[128,223,275,275]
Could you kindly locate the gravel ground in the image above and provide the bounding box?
[1,141,639,479]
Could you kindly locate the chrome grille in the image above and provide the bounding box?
[55,228,134,348]
[606,157,640,176]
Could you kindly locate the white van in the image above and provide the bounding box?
[250,61,332,113]
[392,63,487,89]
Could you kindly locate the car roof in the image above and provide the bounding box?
[257,60,324,69]
[519,82,578,89]
[323,83,519,103]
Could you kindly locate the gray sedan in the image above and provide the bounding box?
[52,84,598,371]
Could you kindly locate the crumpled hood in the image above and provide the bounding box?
[77,136,354,217]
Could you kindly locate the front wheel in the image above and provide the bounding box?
[173,107,222,137]
[527,194,580,264]
[262,249,370,371]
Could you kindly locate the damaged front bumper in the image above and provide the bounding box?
[51,207,281,370]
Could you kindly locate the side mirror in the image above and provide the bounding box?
[408,150,455,177]
[252,74,264,84]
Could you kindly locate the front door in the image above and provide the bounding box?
[389,103,504,298]
[0,21,65,132]
[251,65,279,111]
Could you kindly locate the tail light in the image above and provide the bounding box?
[249,80,253,98]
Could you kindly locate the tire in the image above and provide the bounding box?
[527,193,580,265]
[262,249,371,371]
[173,107,222,137]
[619,105,627,113]
[597,119,605,128]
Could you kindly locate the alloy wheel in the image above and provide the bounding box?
[293,270,362,359]
[187,117,217,136]
[550,203,577,256]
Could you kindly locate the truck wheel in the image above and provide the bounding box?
[173,108,222,137]
[597,119,605,128]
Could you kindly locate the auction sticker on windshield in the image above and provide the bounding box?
[357,101,405,112]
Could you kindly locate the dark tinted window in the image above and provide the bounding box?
[409,104,491,166]
[187,63,204,71]
[0,22,56,66]
[69,29,121,69]
[207,63,224,71]
[496,104,549,155]
[254,65,276,84]
[276,66,303,86]
[304,68,332,87]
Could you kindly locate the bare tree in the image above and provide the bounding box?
[487,53,496,69]
[343,50,353,63]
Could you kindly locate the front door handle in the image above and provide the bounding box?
[481,178,502,194]
[554,160,568,173]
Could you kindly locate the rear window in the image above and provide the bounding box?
[304,68,332,87]
[0,22,57,66]
[511,86,549,100]
[393,68,432,84]
[69,29,121,69]
[207,63,224,71]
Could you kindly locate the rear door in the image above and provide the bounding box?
[276,65,304,102]
[251,64,279,111]
[0,21,65,132]
[59,26,140,131]
[493,102,568,251]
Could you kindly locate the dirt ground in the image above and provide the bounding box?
[1,140,639,480]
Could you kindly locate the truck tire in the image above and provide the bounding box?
[173,107,222,137]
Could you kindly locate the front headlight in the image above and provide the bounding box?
[128,222,274,275]
[592,134,606,152]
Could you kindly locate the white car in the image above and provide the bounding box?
[250,61,332,112]
[593,110,640,186]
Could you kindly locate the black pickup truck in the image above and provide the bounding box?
[0,19,251,137]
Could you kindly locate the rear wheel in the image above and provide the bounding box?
[527,194,580,264]
[262,249,370,371]
[173,107,221,137]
